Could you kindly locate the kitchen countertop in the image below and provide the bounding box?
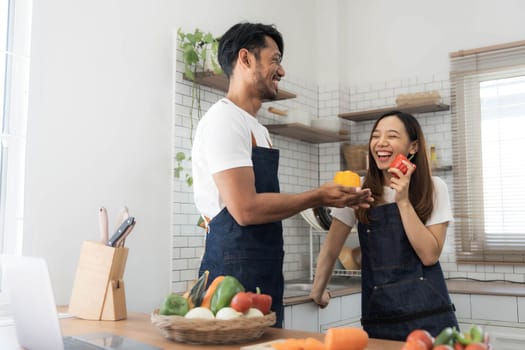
[445,278,525,296]
[283,278,525,306]
[62,311,405,350]
[1,311,406,350]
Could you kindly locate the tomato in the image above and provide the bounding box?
[389,154,411,178]
[433,346,454,350]
[406,329,434,350]
[229,292,252,313]
[465,343,488,350]
[401,339,427,350]
[454,343,465,350]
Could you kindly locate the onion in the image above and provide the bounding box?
[215,307,242,320]
[244,308,264,318]
[184,307,215,319]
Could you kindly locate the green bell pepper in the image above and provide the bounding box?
[159,293,189,316]
[470,325,484,343]
[210,275,245,314]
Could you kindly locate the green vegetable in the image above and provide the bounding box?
[188,270,209,307]
[470,325,484,343]
[454,329,473,345]
[434,327,455,346]
[159,293,189,316]
[210,275,244,315]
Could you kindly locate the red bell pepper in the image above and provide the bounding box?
[389,154,414,178]
[247,287,272,315]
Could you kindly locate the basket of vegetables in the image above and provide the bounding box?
[151,271,276,344]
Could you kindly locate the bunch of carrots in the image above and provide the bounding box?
[272,327,368,350]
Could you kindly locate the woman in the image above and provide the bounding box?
[310,111,458,340]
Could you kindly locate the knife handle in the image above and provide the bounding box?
[113,206,129,232]
[115,221,136,247]
[107,217,135,247]
[98,207,109,244]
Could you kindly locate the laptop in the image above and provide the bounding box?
[1,255,161,350]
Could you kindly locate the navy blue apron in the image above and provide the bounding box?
[198,139,284,327]
[357,203,458,341]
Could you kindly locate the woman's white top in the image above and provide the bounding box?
[331,176,453,227]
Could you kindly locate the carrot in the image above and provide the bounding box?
[304,337,325,350]
[324,327,368,350]
[272,338,305,350]
[200,275,224,309]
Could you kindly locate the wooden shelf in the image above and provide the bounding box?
[183,71,297,101]
[265,123,350,144]
[433,165,453,172]
[338,102,450,122]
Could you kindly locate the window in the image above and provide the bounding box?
[0,0,32,305]
[450,41,525,263]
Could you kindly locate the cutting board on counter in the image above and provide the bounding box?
[241,339,286,350]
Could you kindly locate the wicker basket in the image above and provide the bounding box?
[342,143,368,171]
[150,309,276,344]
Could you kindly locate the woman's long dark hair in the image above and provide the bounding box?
[355,111,434,224]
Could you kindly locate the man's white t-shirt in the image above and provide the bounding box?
[331,176,453,227]
[192,98,272,220]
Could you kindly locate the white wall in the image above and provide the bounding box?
[23,0,525,312]
[23,0,320,313]
[339,0,525,86]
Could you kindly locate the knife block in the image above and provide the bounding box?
[68,240,128,320]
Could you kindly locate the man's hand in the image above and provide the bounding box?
[318,183,374,209]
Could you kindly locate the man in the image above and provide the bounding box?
[192,22,372,327]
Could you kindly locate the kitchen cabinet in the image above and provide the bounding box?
[450,293,525,350]
[264,123,350,144]
[184,71,297,101]
[320,293,362,331]
[284,293,362,332]
[338,102,450,122]
[284,302,319,332]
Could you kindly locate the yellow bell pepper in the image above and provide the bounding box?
[333,170,360,187]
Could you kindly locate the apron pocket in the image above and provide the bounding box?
[364,277,452,322]
[223,249,284,294]
[223,249,285,326]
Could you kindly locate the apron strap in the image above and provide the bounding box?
[202,132,272,234]
[361,303,456,326]
[251,132,272,148]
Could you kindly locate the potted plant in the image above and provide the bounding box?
[175,28,222,187]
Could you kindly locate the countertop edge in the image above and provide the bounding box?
[283,279,525,306]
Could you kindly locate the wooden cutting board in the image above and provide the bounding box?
[240,339,286,350]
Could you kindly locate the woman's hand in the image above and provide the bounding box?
[388,159,416,203]
[310,289,331,308]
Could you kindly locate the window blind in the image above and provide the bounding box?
[450,40,525,263]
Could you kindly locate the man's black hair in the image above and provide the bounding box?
[218,22,284,79]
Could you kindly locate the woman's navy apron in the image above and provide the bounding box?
[198,138,284,327]
[357,203,458,341]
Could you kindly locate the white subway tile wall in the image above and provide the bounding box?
[173,49,525,292]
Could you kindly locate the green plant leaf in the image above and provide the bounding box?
[203,32,214,43]
[184,68,195,80]
[176,27,222,186]
[175,152,186,162]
